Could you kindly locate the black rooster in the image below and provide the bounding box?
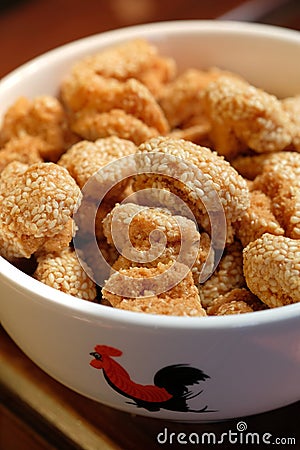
[90,345,213,413]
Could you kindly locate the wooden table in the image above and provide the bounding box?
[1,0,300,448]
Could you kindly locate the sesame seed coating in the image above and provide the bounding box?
[70,109,159,146]
[0,136,43,173]
[2,38,299,315]
[203,76,294,158]
[253,152,300,239]
[58,136,137,197]
[199,241,246,307]
[0,162,81,259]
[207,288,266,316]
[34,247,97,301]
[159,68,238,128]
[281,95,300,151]
[0,222,43,260]
[103,202,213,283]
[102,262,206,317]
[0,161,28,182]
[61,72,169,135]
[0,170,74,261]
[40,218,75,253]
[234,190,284,247]
[69,39,176,98]
[243,233,300,307]
[133,136,249,243]
[0,96,77,162]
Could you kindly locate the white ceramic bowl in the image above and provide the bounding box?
[0,21,300,422]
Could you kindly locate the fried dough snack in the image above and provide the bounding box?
[253,152,300,239]
[102,202,214,283]
[243,233,300,307]
[199,241,246,308]
[0,162,81,259]
[159,69,213,128]
[0,160,28,181]
[63,75,169,132]
[102,262,206,316]
[0,135,43,173]
[234,190,284,247]
[0,96,77,162]
[70,109,159,146]
[133,136,249,243]
[58,136,137,195]
[281,95,300,151]
[61,71,169,144]
[69,39,176,98]
[207,288,266,316]
[159,68,238,128]
[202,76,295,159]
[34,247,97,301]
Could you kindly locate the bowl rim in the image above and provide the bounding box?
[1,19,300,90]
[0,20,300,330]
[1,252,299,331]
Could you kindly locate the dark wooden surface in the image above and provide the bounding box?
[1,1,300,449]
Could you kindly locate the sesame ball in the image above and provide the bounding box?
[0,162,81,259]
[34,247,97,301]
[243,233,300,307]
[133,136,249,243]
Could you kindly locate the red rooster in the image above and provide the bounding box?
[90,345,212,413]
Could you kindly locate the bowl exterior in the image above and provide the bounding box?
[1,270,300,421]
[1,21,300,421]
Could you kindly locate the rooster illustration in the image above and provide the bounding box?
[89,345,213,413]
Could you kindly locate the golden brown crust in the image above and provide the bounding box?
[281,95,300,151]
[69,39,176,98]
[243,233,300,307]
[34,247,97,301]
[102,262,206,316]
[0,96,77,162]
[0,135,43,173]
[234,190,284,247]
[70,109,159,145]
[203,76,295,159]
[0,162,81,259]
[103,202,213,284]
[58,136,137,191]
[133,136,249,244]
[231,153,273,180]
[207,288,266,315]
[159,69,213,128]
[252,152,300,239]
[199,241,246,307]
[40,218,74,253]
[159,68,240,128]
[61,72,169,137]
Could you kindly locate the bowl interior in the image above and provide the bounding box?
[0,20,300,328]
